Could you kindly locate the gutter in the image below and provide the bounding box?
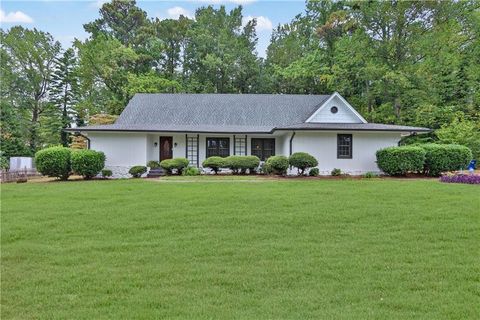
[65,127,431,134]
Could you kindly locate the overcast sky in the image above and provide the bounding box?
[0,0,307,58]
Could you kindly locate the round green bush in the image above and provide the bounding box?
[420,144,472,176]
[265,155,289,175]
[101,169,113,178]
[309,167,319,176]
[243,156,260,174]
[173,158,189,174]
[202,156,226,174]
[376,146,426,176]
[331,168,341,176]
[35,146,72,180]
[71,149,106,179]
[129,165,147,178]
[225,155,260,174]
[182,166,201,176]
[160,158,189,175]
[147,160,160,168]
[289,152,318,175]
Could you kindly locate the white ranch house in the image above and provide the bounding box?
[67,93,430,177]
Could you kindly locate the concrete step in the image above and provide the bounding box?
[147,168,166,178]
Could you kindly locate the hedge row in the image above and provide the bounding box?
[421,144,472,176]
[376,146,426,176]
[376,144,472,176]
[202,156,261,174]
[35,147,106,180]
[201,153,320,176]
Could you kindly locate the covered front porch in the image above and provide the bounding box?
[146,131,292,167]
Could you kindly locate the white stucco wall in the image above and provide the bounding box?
[307,95,363,123]
[90,132,147,166]
[88,130,402,176]
[290,131,402,174]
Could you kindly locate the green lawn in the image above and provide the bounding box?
[1,178,479,319]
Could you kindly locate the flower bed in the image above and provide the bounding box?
[440,173,480,185]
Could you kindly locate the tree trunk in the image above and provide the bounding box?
[394,97,401,118]
[29,102,39,153]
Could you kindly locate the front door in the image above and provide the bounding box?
[159,136,173,161]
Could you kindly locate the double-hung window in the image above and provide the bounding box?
[337,134,352,159]
[206,137,230,157]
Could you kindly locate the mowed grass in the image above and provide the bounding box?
[1,178,479,319]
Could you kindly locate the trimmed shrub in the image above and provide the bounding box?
[309,167,319,176]
[243,156,261,174]
[331,168,342,176]
[289,152,318,175]
[182,166,201,176]
[420,144,472,176]
[265,155,289,175]
[225,155,260,174]
[363,172,377,179]
[147,160,160,168]
[376,146,426,176]
[129,165,147,178]
[160,158,189,175]
[202,156,226,174]
[35,146,72,180]
[101,169,112,178]
[71,149,106,179]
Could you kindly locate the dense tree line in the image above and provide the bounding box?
[1,0,479,159]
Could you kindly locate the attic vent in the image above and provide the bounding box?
[330,106,338,114]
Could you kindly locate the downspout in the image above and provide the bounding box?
[196,134,199,168]
[74,132,90,150]
[289,131,296,155]
[233,134,236,155]
[245,134,247,155]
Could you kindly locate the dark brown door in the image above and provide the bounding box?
[159,136,173,160]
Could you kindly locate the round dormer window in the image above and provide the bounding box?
[330,106,338,114]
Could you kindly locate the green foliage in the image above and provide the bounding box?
[2,1,480,157]
[309,167,319,176]
[363,172,377,179]
[129,165,147,178]
[182,166,201,176]
[101,169,113,178]
[71,149,106,179]
[125,72,181,98]
[224,155,260,174]
[420,144,472,176]
[0,152,9,170]
[160,158,189,175]
[35,146,72,180]
[289,152,318,175]
[147,160,160,168]
[1,26,61,153]
[264,156,289,175]
[331,168,341,176]
[202,156,226,174]
[376,146,426,176]
[436,117,480,159]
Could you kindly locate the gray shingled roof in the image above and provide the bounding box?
[66,93,430,133]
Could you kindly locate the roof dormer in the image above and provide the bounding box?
[305,92,367,124]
